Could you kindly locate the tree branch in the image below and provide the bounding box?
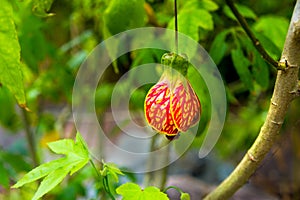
[204,0,300,199]
[226,0,280,69]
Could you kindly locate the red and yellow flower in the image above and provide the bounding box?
[144,53,201,139]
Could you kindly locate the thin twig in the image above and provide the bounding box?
[226,0,280,69]
[174,0,179,54]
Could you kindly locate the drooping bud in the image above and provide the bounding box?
[144,53,201,139]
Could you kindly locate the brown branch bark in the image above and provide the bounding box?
[203,1,300,199]
[296,80,300,97]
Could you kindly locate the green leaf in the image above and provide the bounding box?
[69,157,89,176]
[143,186,169,199]
[255,32,281,60]
[254,16,289,50]
[0,0,26,106]
[75,132,89,158]
[12,132,90,199]
[12,158,68,188]
[12,158,70,188]
[103,0,146,35]
[252,51,269,89]
[103,162,124,183]
[47,139,75,155]
[209,30,230,65]
[116,182,141,199]
[32,165,73,200]
[184,0,219,11]
[102,0,146,73]
[224,4,257,20]
[231,48,253,90]
[32,0,55,17]
[168,8,213,41]
[180,193,191,200]
[116,183,169,200]
[237,33,270,89]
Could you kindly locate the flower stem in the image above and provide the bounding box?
[174,0,179,54]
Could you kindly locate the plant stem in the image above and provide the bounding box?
[103,176,116,200]
[21,109,39,167]
[225,0,279,69]
[143,134,171,189]
[159,143,171,190]
[204,1,300,199]
[174,0,179,54]
[143,133,158,186]
[90,159,102,179]
[163,185,183,193]
[90,159,116,200]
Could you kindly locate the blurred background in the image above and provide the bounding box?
[0,0,299,199]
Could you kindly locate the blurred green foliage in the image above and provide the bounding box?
[0,0,297,198]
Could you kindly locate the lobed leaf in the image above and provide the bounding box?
[32,165,73,200]
[143,186,169,199]
[116,183,169,200]
[13,132,91,199]
[75,132,90,158]
[12,158,68,188]
[116,182,141,199]
[69,155,89,175]
[47,139,75,155]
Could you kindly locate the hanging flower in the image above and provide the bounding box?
[144,53,201,139]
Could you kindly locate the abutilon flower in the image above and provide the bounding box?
[144,53,201,140]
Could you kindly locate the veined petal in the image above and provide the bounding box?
[144,81,179,135]
[171,80,201,132]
